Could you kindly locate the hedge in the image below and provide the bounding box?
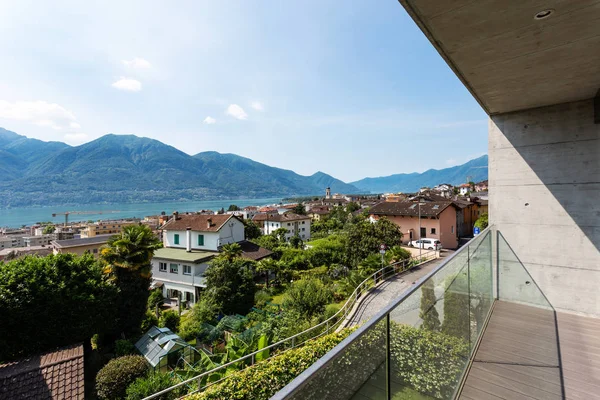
[96,355,149,400]
[186,327,357,400]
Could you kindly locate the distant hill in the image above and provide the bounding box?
[0,129,359,207]
[351,156,488,193]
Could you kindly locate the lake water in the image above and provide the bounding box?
[0,197,283,228]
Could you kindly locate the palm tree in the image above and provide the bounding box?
[219,242,243,261]
[102,224,162,337]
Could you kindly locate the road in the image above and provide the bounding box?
[346,250,454,326]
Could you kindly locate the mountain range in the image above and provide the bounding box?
[350,155,489,193]
[0,128,488,208]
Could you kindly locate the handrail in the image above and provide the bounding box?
[271,227,492,399]
[142,248,438,400]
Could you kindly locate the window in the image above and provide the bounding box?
[170,263,178,273]
[431,228,436,234]
[92,248,98,254]
[451,225,454,234]
[302,234,305,238]
[287,223,291,226]
[198,234,204,246]
[302,221,305,224]
[420,227,427,238]
[174,234,180,245]
[302,227,305,231]
[183,265,191,275]
[159,262,167,272]
[271,223,274,227]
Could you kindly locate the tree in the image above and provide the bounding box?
[228,204,241,211]
[220,242,243,261]
[159,310,180,332]
[272,227,289,243]
[42,224,56,234]
[179,297,219,340]
[0,253,118,361]
[243,219,262,239]
[292,203,307,215]
[346,202,360,213]
[147,288,164,311]
[283,279,332,318]
[204,256,256,315]
[345,217,403,267]
[385,246,411,264]
[101,224,162,338]
[420,280,441,331]
[289,234,303,249]
[474,213,488,230]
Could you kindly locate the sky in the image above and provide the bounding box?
[0,0,487,183]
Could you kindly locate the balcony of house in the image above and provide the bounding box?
[272,227,600,400]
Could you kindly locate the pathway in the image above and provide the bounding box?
[346,250,453,326]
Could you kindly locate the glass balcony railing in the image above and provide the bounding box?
[273,227,558,400]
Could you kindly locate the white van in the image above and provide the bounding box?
[408,238,442,250]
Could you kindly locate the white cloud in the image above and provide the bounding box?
[446,158,457,166]
[69,122,81,129]
[111,77,142,92]
[122,57,152,69]
[250,101,264,111]
[0,100,78,130]
[226,104,248,120]
[63,133,89,144]
[203,116,216,125]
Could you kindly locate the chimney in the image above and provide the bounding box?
[207,218,212,229]
[173,211,179,220]
[186,227,192,252]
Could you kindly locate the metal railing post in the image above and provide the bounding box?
[386,313,391,400]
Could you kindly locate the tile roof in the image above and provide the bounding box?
[369,200,457,217]
[0,344,84,399]
[51,234,113,248]
[161,214,237,232]
[235,240,273,261]
[308,207,331,215]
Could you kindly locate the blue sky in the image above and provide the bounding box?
[0,0,487,182]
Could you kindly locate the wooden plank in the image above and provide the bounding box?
[459,384,505,400]
[471,363,562,396]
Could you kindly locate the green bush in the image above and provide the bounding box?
[126,372,185,400]
[474,213,488,229]
[147,289,164,311]
[141,310,159,333]
[96,355,149,400]
[179,297,218,340]
[115,339,136,356]
[283,279,332,318]
[159,310,180,332]
[187,328,356,400]
[322,303,342,322]
[254,290,272,309]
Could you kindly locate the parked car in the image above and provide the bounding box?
[408,239,442,250]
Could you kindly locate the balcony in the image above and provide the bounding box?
[272,227,600,400]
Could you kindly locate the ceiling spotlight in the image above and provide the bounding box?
[534,9,554,20]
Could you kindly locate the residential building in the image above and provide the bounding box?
[23,234,54,247]
[80,219,139,238]
[0,236,24,249]
[0,246,53,261]
[51,234,112,257]
[369,200,460,249]
[160,213,244,250]
[151,213,270,305]
[384,193,408,202]
[255,213,311,241]
[274,3,600,399]
[474,180,488,192]
[307,206,331,221]
[432,183,454,198]
[457,183,472,196]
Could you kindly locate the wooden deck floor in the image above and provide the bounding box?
[460,301,600,400]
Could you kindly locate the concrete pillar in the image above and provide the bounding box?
[489,99,600,316]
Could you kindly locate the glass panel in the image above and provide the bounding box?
[497,231,553,309]
[285,319,387,400]
[467,231,493,349]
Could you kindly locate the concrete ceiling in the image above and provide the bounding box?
[399,0,600,115]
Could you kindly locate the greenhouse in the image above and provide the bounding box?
[135,326,199,371]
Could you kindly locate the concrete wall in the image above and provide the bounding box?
[489,99,600,316]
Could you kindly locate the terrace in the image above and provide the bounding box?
[273,228,600,399]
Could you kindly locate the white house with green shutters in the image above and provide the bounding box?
[150,213,245,305]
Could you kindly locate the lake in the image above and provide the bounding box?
[0,197,283,228]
